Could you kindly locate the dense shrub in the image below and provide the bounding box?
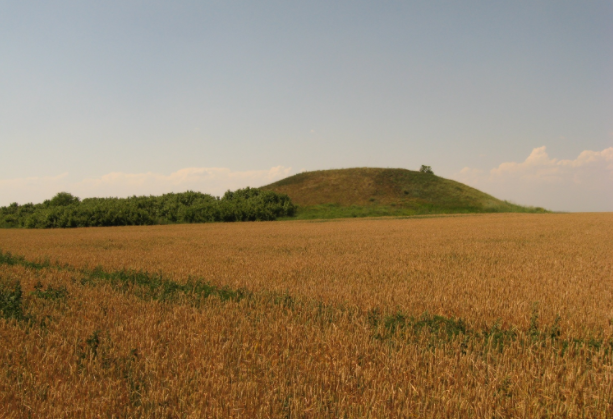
[0,188,296,229]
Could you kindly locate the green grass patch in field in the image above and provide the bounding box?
[0,279,25,321]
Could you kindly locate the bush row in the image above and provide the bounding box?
[0,188,296,228]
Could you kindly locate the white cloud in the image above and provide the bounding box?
[0,166,293,206]
[454,146,613,212]
[0,173,71,206]
[0,172,69,189]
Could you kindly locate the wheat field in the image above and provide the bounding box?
[1,213,612,417]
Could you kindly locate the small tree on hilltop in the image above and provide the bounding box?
[419,165,434,175]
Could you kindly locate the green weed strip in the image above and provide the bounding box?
[0,250,247,306]
[1,249,612,362]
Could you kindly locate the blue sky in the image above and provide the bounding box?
[1,1,612,211]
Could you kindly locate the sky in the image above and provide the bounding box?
[1,1,612,212]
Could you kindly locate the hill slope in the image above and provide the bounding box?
[261,168,545,219]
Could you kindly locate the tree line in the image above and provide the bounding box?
[0,188,297,228]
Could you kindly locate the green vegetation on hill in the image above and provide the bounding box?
[261,167,547,219]
[0,188,296,229]
[1,167,547,228]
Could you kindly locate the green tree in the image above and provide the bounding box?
[48,192,80,207]
[419,165,434,175]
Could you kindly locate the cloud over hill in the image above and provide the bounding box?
[455,147,613,212]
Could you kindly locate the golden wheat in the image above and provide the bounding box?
[0,213,612,417]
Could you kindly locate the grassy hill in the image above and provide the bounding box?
[261,167,546,219]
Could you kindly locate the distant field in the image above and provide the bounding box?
[1,213,612,417]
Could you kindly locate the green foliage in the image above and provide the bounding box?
[48,192,80,207]
[0,249,249,305]
[371,311,467,342]
[0,251,51,270]
[0,188,296,229]
[290,204,498,220]
[419,165,434,174]
[31,281,69,301]
[0,279,25,321]
[366,307,613,358]
[81,265,249,303]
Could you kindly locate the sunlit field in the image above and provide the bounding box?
[1,213,612,417]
